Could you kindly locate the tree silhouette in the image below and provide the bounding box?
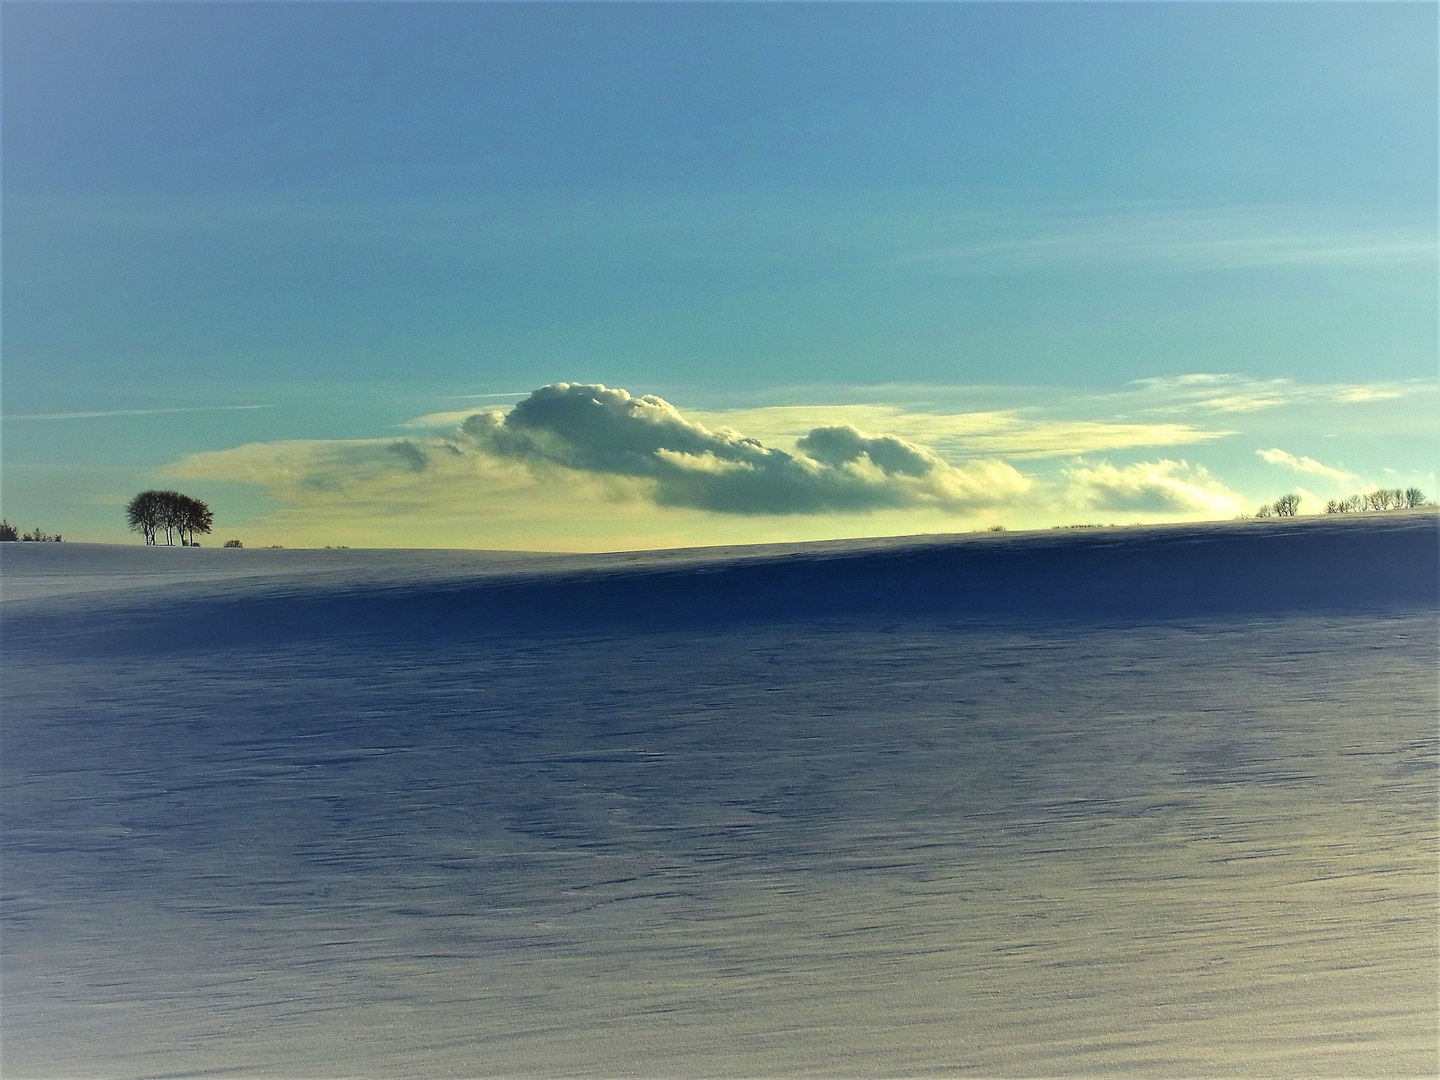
[126,491,165,544]
[1365,488,1401,511]
[174,494,214,545]
[1325,488,1427,513]
[1271,493,1300,517]
[157,492,180,545]
[127,490,214,545]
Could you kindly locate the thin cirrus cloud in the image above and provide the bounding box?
[1125,373,1436,415]
[1255,448,1357,487]
[3,404,273,421]
[904,206,1438,274]
[678,404,1231,460]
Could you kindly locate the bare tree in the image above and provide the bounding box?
[175,495,215,546]
[157,491,181,545]
[1404,487,1427,508]
[127,490,214,545]
[1271,493,1300,517]
[1379,488,1405,510]
[126,490,165,544]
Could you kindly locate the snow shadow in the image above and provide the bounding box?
[9,516,1435,657]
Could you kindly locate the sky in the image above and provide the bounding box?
[3,1,1436,550]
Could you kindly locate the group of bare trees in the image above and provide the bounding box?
[126,490,214,545]
[1255,487,1429,518]
[1325,488,1427,514]
[1255,493,1302,518]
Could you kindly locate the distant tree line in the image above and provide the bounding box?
[126,490,214,545]
[1324,487,1428,514]
[1254,487,1428,519]
[0,521,61,542]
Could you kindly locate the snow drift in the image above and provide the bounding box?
[2,513,1436,1077]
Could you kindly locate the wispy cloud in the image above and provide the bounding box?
[401,409,501,429]
[1332,386,1407,404]
[676,404,1231,460]
[1255,448,1356,487]
[4,404,272,421]
[441,392,530,401]
[1126,373,1436,415]
[905,206,1437,274]
[1062,459,1243,517]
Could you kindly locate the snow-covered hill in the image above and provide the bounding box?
[3,514,1436,1077]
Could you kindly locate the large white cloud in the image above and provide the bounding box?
[167,383,1261,549]
[458,383,1029,515]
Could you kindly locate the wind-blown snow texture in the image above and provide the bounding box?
[3,515,1437,1077]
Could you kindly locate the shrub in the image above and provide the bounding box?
[223,539,244,548]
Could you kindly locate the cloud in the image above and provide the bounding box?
[402,408,514,428]
[165,383,1282,549]
[905,206,1438,274]
[166,434,676,551]
[1062,459,1243,517]
[1332,386,1405,404]
[174,383,1032,532]
[169,438,462,502]
[1255,448,1356,486]
[682,403,1230,459]
[1128,374,1436,415]
[3,404,272,421]
[1291,487,1330,516]
[458,383,1028,515]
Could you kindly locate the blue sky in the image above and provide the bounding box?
[4,2,1435,548]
